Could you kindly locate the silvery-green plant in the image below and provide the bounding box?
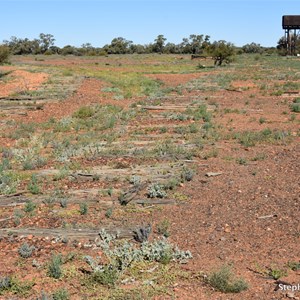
[18,243,35,258]
[147,183,167,198]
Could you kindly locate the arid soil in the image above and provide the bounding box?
[0,55,299,300]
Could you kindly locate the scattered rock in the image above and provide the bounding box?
[205,172,223,177]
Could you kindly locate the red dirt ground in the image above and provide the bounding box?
[0,60,299,300]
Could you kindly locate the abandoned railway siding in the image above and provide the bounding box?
[0,54,299,299]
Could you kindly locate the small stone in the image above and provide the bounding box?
[206,172,223,177]
[287,292,295,298]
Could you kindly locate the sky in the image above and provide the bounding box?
[1,0,298,48]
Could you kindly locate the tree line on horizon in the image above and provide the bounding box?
[1,33,281,56]
[0,33,298,66]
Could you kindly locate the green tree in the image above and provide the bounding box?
[104,37,133,54]
[189,34,210,54]
[208,40,236,66]
[153,34,167,53]
[242,42,263,54]
[39,33,55,53]
[0,45,10,64]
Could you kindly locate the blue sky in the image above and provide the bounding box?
[1,0,298,48]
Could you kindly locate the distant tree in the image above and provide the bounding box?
[80,43,97,55]
[3,35,54,55]
[48,46,61,55]
[242,42,263,54]
[153,35,167,53]
[208,40,236,66]
[164,42,179,54]
[0,45,10,64]
[277,34,300,55]
[129,43,146,54]
[178,34,210,54]
[39,33,55,53]
[61,45,81,56]
[189,34,210,54]
[104,37,133,54]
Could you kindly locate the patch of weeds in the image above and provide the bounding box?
[53,168,70,181]
[73,106,95,119]
[52,288,69,300]
[47,254,63,279]
[157,219,170,238]
[105,207,113,218]
[89,266,119,287]
[159,126,167,133]
[18,242,35,258]
[259,117,266,124]
[201,148,218,159]
[236,157,247,165]
[23,156,47,170]
[79,202,88,215]
[133,224,152,243]
[164,178,179,190]
[268,267,287,280]
[287,261,300,271]
[189,123,198,133]
[186,104,212,122]
[107,187,113,197]
[290,103,300,113]
[129,175,141,186]
[181,168,194,182]
[13,209,24,225]
[24,200,37,215]
[233,128,290,147]
[207,265,248,293]
[147,183,167,198]
[27,174,41,195]
[9,123,35,140]
[0,170,19,195]
[0,276,34,297]
[59,198,68,208]
[251,153,266,161]
[290,113,296,121]
[173,192,189,202]
[94,229,192,272]
[0,158,11,171]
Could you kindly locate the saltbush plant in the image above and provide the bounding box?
[18,243,35,258]
[207,265,248,293]
[47,254,63,279]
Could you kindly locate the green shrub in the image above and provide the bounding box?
[24,201,37,214]
[73,106,95,119]
[208,265,248,293]
[27,174,41,194]
[79,202,88,215]
[147,183,167,198]
[0,45,10,64]
[181,168,194,182]
[269,267,287,280]
[18,243,35,258]
[291,103,300,113]
[90,267,119,286]
[157,219,170,238]
[0,276,34,296]
[47,254,63,279]
[52,288,69,300]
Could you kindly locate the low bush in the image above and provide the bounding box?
[207,265,248,293]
